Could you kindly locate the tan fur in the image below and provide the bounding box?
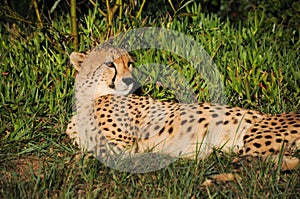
[67,45,300,183]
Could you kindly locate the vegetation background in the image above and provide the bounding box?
[0,0,299,198]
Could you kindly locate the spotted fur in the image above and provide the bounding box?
[66,45,300,178]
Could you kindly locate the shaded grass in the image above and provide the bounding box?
[1,151,300,198]
[0,7,299,198]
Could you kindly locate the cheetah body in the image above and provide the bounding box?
[67,45,300,170]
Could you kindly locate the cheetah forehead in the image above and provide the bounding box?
[92,46,132,63]
[70,45,133,74]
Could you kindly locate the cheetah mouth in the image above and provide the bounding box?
[114,82,135,95]
[127,82,136,93]
[128,81,142,94]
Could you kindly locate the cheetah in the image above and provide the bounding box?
[66,44,300,181]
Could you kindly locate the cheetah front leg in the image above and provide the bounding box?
[66,116,81,146]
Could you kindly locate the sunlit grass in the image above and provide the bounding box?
[0,6,299,198]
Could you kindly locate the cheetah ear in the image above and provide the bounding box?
[70,52,86,71]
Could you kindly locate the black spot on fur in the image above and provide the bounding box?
[216,121,223,125]
[251,128,258,133]
[212,113,219,118]
[245,147,251,153]
[144,132,150,139]
[198,118,205,123]
[253,143,261,148]
[159,127,165,135]
[243,135,250,140]
[245,119,252,124]
[269,148,275,153]
[276,138,282,143]
[265,141,271,146]
[189,119,195,123]
[181,120,187,125]
[271,122,277,126]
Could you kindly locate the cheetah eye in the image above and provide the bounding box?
[105,62,115,68]
[128,61,134,68]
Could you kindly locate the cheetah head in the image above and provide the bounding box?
[70,45,136,98]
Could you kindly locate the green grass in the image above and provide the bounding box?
[1,5,300,198]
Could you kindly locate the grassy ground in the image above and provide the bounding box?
[1,3,300,198]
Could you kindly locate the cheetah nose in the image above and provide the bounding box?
[123,78,136,86]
